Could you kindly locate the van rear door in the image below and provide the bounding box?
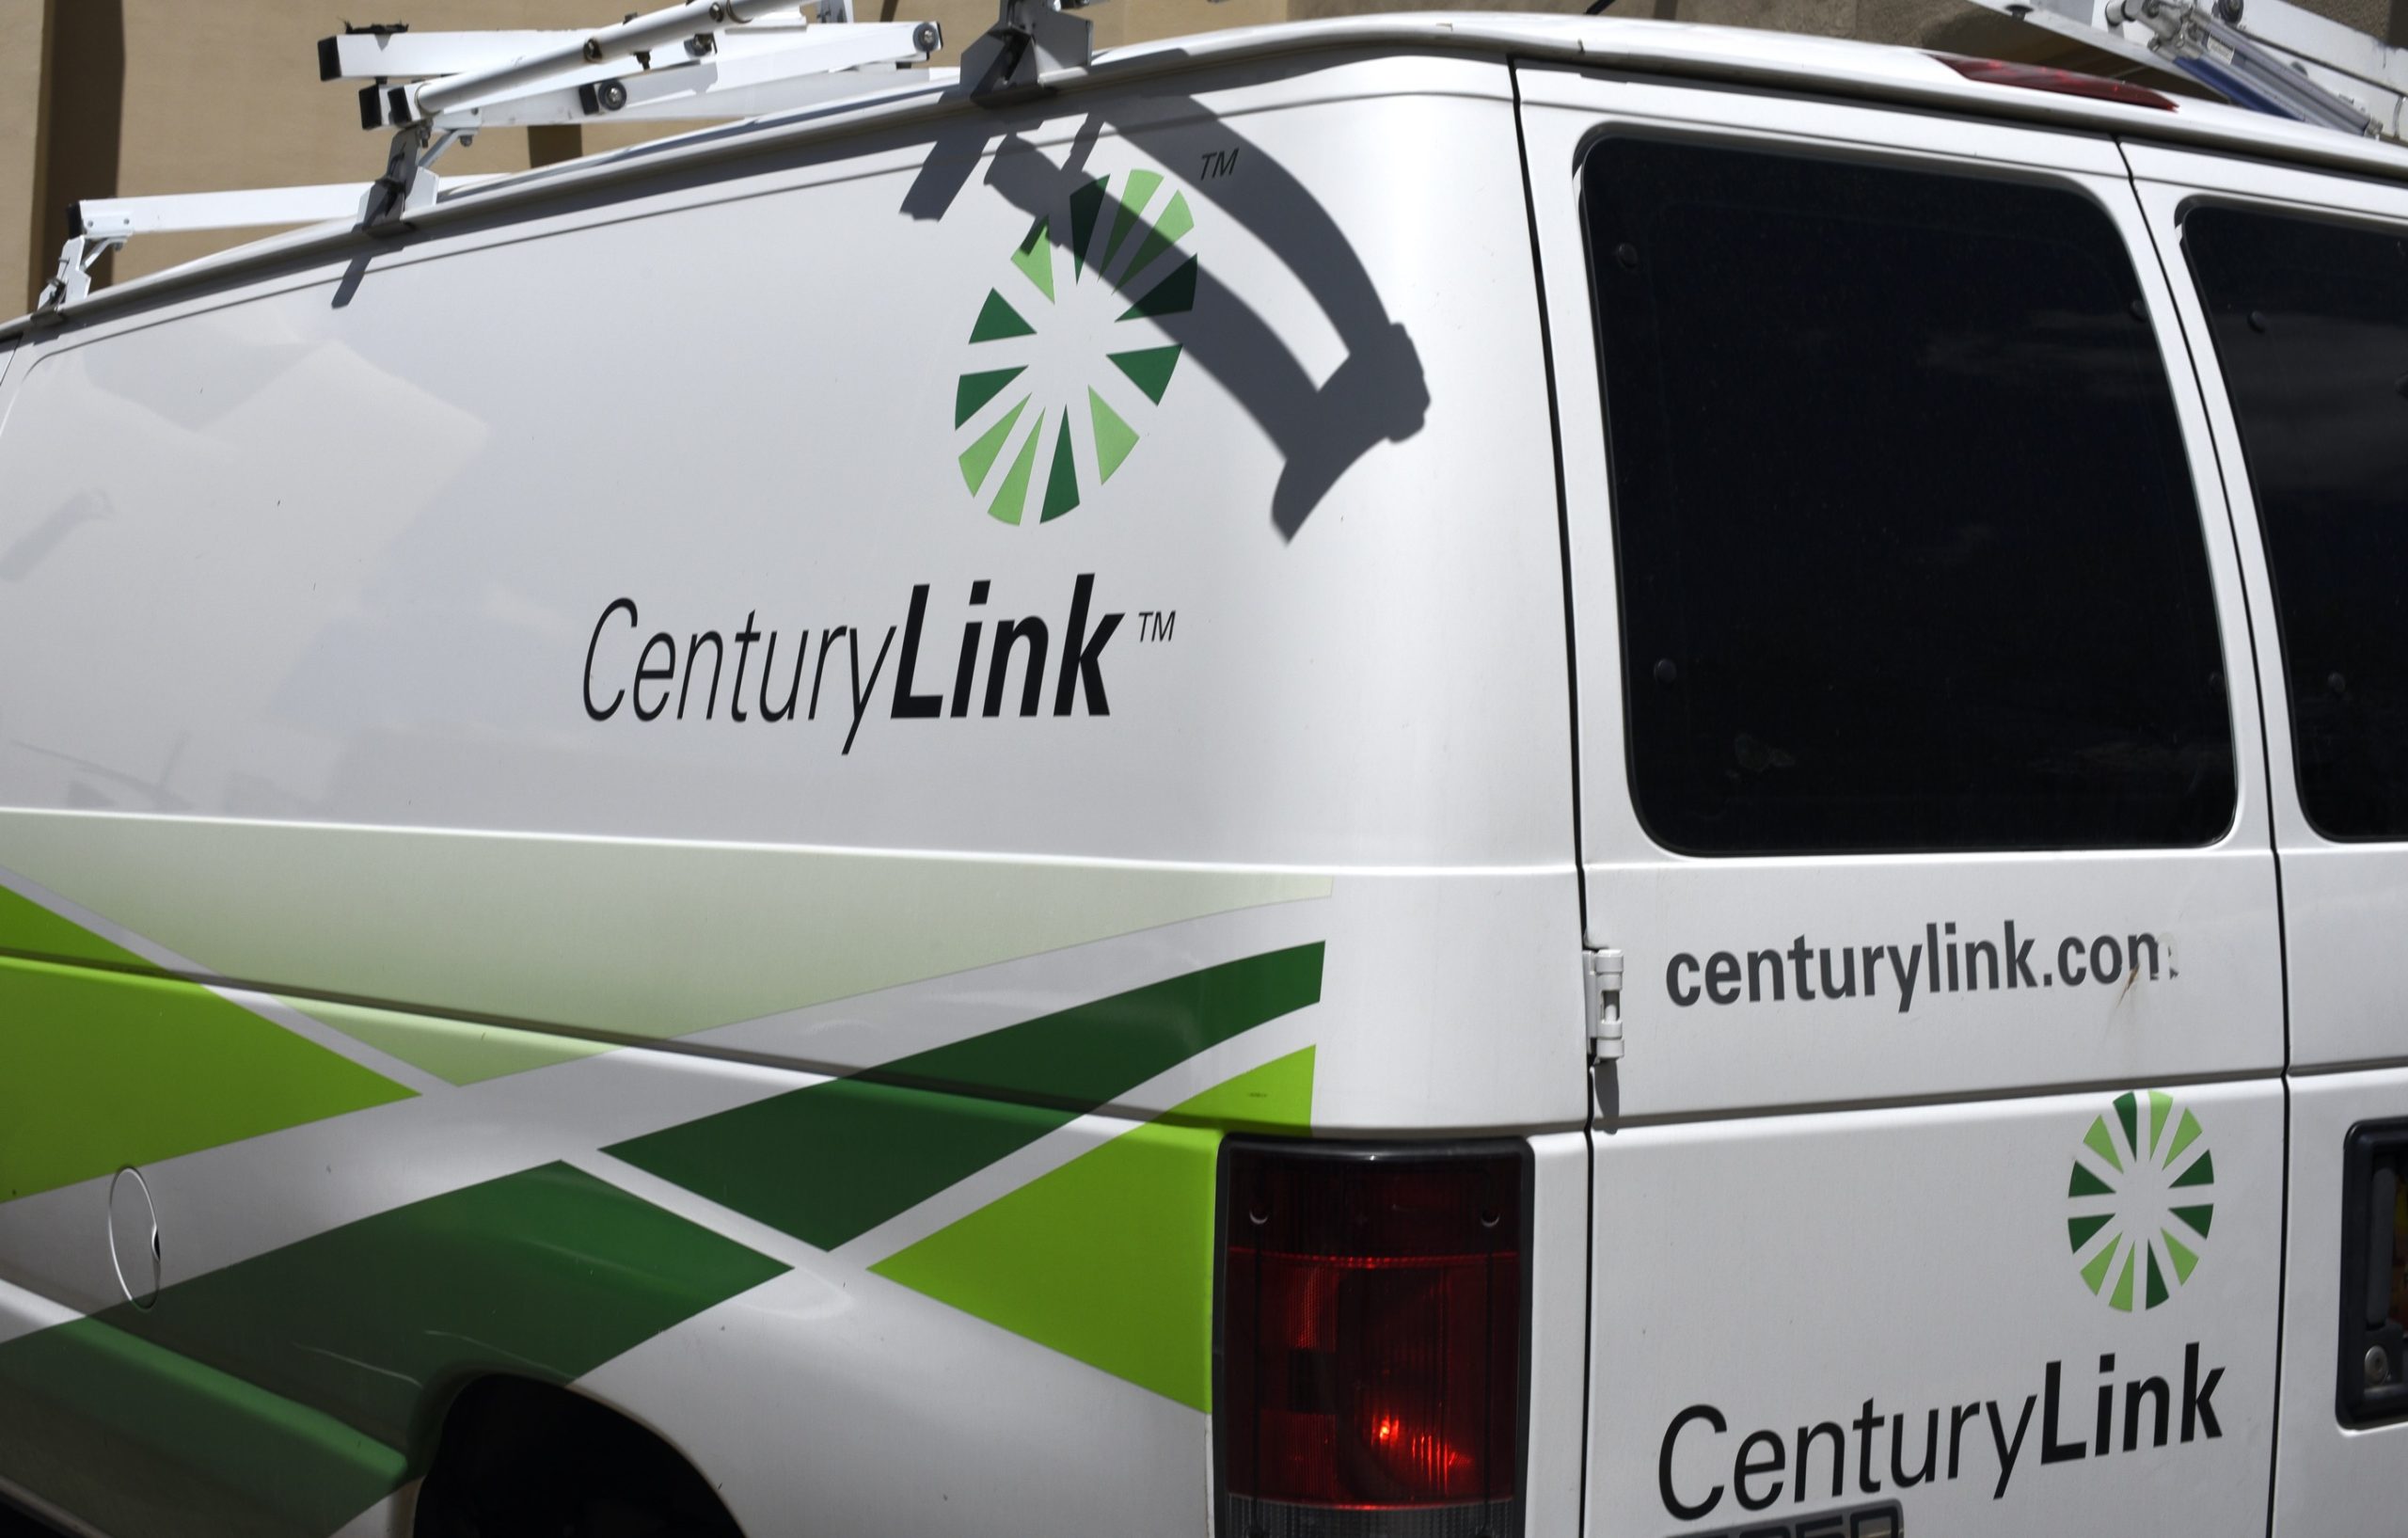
[1517,70,2288,1537]
[2129,142,2408,1537]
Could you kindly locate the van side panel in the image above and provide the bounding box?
[0,55,1584,1538]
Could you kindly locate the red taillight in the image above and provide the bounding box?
[1219,1143,1527,1538]
[1931,52,2179,110]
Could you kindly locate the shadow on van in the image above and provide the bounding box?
[902,80,1432,539]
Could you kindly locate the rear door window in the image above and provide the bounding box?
[2183,206,2408,841]
[1584,137,2235,855]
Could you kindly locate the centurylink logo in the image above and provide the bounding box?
[952,167,1198,526]
[2067,1090,2214,1312]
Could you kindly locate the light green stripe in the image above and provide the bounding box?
[0,887,413,1203]
[989,406,1044,525]
[872,1047,1313,1410]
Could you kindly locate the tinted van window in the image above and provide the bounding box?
[2184,206,2408,840]
[1585,138,2234,855]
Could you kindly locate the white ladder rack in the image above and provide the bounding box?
[36,0,953,313]
[330,4,941,133]
[1979,0,2401,136]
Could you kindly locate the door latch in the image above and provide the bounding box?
[1584,947,1624,1062]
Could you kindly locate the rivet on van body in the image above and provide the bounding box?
[2248,310,2269,332]
[2331,672,2350,696]
[1614,243,1640,270]
[2367,1346,2390,1386]
[1654,658,1679,685]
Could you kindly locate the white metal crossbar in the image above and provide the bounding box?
[31,0,961,314]
[72,182,494,240]
[362,20,942,132]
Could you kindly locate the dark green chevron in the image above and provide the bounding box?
[607,943,1325,1250]
[0,1162,784,1538]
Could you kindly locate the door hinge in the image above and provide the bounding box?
[1584,947,1624,1062]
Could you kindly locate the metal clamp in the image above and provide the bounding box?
[34,230,127,313]
[359,123,470,230]
[962,0,1092,100]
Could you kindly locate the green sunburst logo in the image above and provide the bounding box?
[2067,1089,2215,1312]
[951,168,1197,526]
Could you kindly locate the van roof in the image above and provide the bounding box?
[10,10,2407,338]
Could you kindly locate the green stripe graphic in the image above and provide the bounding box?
[0,1162,784,1538]
[0,1316,406,1538]
[872,1047,1313,1411]
[607,943,1325,1250]
[0,886,412,1204]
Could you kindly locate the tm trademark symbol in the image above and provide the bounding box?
[1137,610,1177,643]
[1198,148,1241,180]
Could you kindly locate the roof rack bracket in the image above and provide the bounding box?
[361,123,466,230]
[34,231,126,314]
[963,0,1091,101]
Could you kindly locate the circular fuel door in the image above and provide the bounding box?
[107,1166,160,1309]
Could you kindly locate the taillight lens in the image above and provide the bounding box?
[1219,1142,1527,1538]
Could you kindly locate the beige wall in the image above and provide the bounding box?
[2,0,2392,314]
[0,1,50,317]
[2321,0,2408,43]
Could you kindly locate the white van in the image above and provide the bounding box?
[1,8,2405,1536]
